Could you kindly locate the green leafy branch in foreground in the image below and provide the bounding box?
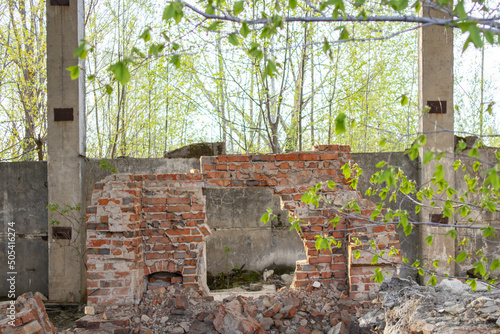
[68,0,500,93]
[261,136,500,290]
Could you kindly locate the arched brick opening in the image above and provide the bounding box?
[86,145,400,305]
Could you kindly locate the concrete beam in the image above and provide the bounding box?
[46,0,86,302]
[418,4,456,280]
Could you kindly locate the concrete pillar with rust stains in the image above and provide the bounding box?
[418,3,456,281]
[46,0,86,302]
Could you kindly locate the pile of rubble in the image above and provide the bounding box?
[359,277,500,333]
[4,277,500,333]
[0,292,56,334]
[66,282,370,334]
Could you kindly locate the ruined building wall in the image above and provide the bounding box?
[86,146,400,305]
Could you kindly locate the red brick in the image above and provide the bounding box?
[229,164,240,170]
[320,153,338,160]
[299,153,320,161]
[276,154,299,161]
[167,205,191,212]
[88,240,110,247]
[182,212,206,219]
[167,197,190,204]
[331,263,347,271]
[279,163,290,169]
[21,310,36,324]
[309,256,332,264]
[208,180,231,187]
[144,197,167,205]
[227,155,250,162]
[215,164,227,171]
[166,229,191,236]
[97,198,120,206]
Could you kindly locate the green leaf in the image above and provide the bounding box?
[433,164,444,181]
[66,66,80,80]
[418,268,424,276]
[389,0,408,11]
[467,23,484,48]
[105,84,113,95]
[424,235,433,246]
[404,223,412,236]
[473,261,486,277]
[170,54,181,68]
[260,212,270,223]
[371,254,379,265]
[424,151,434,165]
[330,216,340,227]
[323,38,331,54]
[327,180,336,189]
[354,249,360,259]
[413,0,421,12]
[207,21,222,31]
[376,161,387,168]
[108,61,131,85]
[233,1,244,15]
[466,279,477,290]
[400,94,408,106]
[469,147,479,158]
[139,28,151,42]
[483,168,500,190]
[289,0,297,9]
[426,274,437,286]
[228,33,239,46]
[163,3,175,21]
[490,259,500,271]
[371,268,384,283]
[473,161,481,172]
[339,27,349,40]
[456,251,467,263]
[240,23,250,38]
[453,1,467,19]
[264,59,278,77]
[149,43,165,56]
[335,113,347,134]
[445,228,457,239]
[205,4,215,14]
[73,41,88,59]
[482,225,496,238]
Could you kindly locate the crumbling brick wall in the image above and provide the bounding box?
[86,145,400,305]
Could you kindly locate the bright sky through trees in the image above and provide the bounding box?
[0,0,499,161]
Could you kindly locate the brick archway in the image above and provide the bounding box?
[86,145,400,305]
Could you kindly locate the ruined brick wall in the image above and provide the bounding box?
[86,145,400,305]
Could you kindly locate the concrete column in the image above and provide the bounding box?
[418,4,455,280]
[46,0,86,302]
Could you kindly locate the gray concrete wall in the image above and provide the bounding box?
[353,152,421,280]
[454,147,500,278]
[0,162,48,297]
[205,188,305,274]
